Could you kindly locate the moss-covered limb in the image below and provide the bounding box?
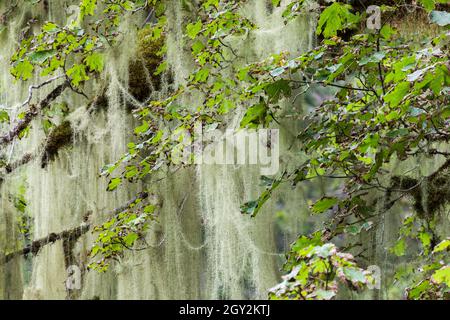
[40,121,73,168]
[113,192,149,215]
[0,82,70,147]
[1,89,107,175]
[0,121,73,174]
[2,224,90,265]
[2,153,34,174]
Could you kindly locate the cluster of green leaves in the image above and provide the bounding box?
[269,232,374,300]
[73,0,450,296]
[96,0,259,269]
[6,0,163,269]
[10,0,151,86]
[406,238,450,299]
[102,0,255,190]
[391,214,450,299]
[88,193,157,272]
[9,0,450,299]
[238,0,449,299]
[10,183,33,240]
[240,175,284,217]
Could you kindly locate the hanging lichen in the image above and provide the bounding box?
[388,159,450,218]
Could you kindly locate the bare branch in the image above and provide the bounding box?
[19,75,65,109]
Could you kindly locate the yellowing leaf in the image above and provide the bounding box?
[433,239,450,253]
[107,177,122,191]
[431,266,450,286]
[11,59,34,81]
[80,0,98,20]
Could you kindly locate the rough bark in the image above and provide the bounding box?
[2,224,90,264]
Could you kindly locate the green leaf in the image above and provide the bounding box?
[107,177,122,191]
[315,289,336,300]
[441,108,450,119]
[269,67,286,77]
[186,20,202,39]
[380,24,396,40]
[218,99,235,114]
[154,61,168,76]
[433,239,450,253]
[384,82,410,107]
[391,238,406,256]
[11,59,34,81]
[313,243,336,258]
[431,266,450,286]
[408,280,430,299]
[272,0,281,7]
[194,68,209,83]
[310,197,338,214]
[0,110,9,123]
[18,125,30,139]
[240,200,259,216]
[419,232,432,253]
[264,79,291,102]
[191,40,205,55]
[123,233,139,247]
[134,121,149,135]
[42,22,59,33]
[240,179,282,217]
[240,102,269,128]
[84,52,104,72]
[90,245,101,257]
[430,10,450,26]
[292,233,323,252]
[29,49,57,64]
[80,0,98,19]
[419,0,436,12]
[316,2,360,38]
[144,204,155,214]
[358,51,386,66]
[66,64,89,86]
[41,119,54,134]
[125,166,138,179]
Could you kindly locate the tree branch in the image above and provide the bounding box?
[2,224,90,264]
[19,75,65,109]
[0,81,70,147]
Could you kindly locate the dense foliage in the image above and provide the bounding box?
[3,0,450,299]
